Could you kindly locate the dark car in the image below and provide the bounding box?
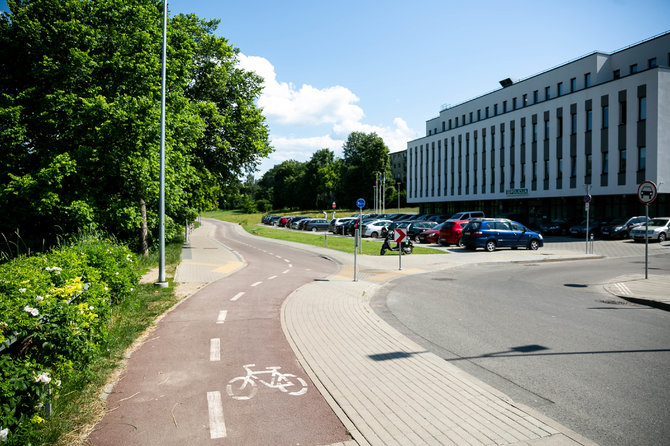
[303,219,329,232]
[329,217,354,234]
[381,220,410,239]
[418,222,446,244]
[290,216,310,229]
[568,217,613,238]
[406,221,438,242]
[539,217,581,236]
[461,218,543,252]
[600,216,649,239]
[438,220,469,247]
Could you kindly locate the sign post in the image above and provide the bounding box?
[584,190,592,254]
[638,181,658,279]
[393,228,407,271]
[356,198,365,254]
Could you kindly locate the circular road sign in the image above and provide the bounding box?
[637,181,657,204]
[584,194,592,203]
[332,202,336,209]
[356,198,366,209]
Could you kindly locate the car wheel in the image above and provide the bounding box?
[659,232,667,243]
[457,237,464,248]
[311,227,317,232]
[529,239,540,250]
[371,231,378,238]
[485,240,496,252]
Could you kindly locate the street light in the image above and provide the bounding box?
[155,0,168,288]
[397,181,401,213]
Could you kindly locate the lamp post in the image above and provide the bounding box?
[155,0,168,288]
[397,181,401,213]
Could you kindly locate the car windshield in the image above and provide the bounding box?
[648,218,669,226]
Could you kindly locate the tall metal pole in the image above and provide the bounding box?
[397,181,401,213]
[156,0,168,287]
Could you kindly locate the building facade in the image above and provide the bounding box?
[390,150,407,186]
[407,32,670,226]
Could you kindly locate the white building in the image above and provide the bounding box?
[407,32,670,225]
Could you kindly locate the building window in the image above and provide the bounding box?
[503,101,507,113]
[570,77,576,92]
[485,107,489,118]
[449,119,452,129]
[455,117,459,127]
[584,72,591,88]
[613,69,620,79]
[557,115,563,138]
[557,82,563,96]
[557,158,563,179]
[469,112,473,123]
[523,94,528,107]
[638,147,646,171]
[586,154,592,176]
[544,120,550,140]
[442,121,445,132]
[477,109,481,121]
[630,64,637,74]
[602,152,608,174]
[648,58,657,69]
[619,149,627,173]
[521,126,526,144]
[545,86,551,100]
[619,99,627,124]
[532,161,537,181]
[494,104,498,116]
[513,97,517,110]
[462,114,466,125]
[602,105,609,128]
[571,112,577,134]
[639,96,646,121]
[586,109,592,132]
[571,155,577,177]
[532,122,537,142]
[544,160,549,180]
[533,90,539,104]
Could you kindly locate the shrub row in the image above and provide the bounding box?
[0,234,139,445]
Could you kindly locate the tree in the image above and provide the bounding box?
[0,0,271,253]
[341,132,392,208]
[258,160,306,210]
[303,149,339,209]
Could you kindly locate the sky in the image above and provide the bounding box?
[2,0,669,175]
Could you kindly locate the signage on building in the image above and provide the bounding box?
[506,188,529,196]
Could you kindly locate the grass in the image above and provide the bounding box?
[202,209,444,256]
[37,239,185,445]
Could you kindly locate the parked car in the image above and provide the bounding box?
[539,217,581,236]
[600,216,649,239]
[460,218,543,251]
[417,222,447,244]
[407,221,438,242]
[381,220,410,239]
[361,219,392,238]
[340,218,362,236]
[269,215,282,226]
[630,217,670,242]
[290,216,310,229]
[438,220,470,247]
[568,217,613,238]
[296,218,313,230]
[329,217,354,234]
[277,216,291,227]
[447,210,485,221]
[303,219,330,232]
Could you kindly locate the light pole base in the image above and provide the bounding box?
[154,281,169,288]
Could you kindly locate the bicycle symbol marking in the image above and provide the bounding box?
[226,364,308,400]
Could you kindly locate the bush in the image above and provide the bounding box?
[0,234,139,445]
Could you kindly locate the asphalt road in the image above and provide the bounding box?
[90,220,349,445]
[372,254,670,446]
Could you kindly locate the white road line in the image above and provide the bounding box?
[251,281,262,287]
[207,391,227,439]
[216,310,227,324]
[275,255,282,259]
[231,291,245,302]
[288,264,293,268]
[284,258,290,263]
[267,275,277,280]
[210,338,220,361]
[282,269,290,274]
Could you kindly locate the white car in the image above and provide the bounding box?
[629,217,669,242]
[361,219,392,238]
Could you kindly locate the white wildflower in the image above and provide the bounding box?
[0,427,8,442]
[130,288,134,292]
[34,372,51,384]
[24,306,39,317]
[55,379,61,387]
[115,272,119,276]
[35,296,44,302]
[18,288,27,293]
[89,306,94,310]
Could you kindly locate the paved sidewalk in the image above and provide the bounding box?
[177,220,669,446]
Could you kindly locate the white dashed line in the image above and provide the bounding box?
[275,255,282,259]
[231,291,245,302]
[284,258,290,263]
[288,264,293,268]
[251,281,262,287]
[216,310,227,324]
[268,275,277,280]
[282,269,290,274]
[207,391,227,439]
[210,338,220,361]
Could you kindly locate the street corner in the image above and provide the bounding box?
[604,273,670,310]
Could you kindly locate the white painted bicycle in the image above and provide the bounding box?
[226,364,308,400]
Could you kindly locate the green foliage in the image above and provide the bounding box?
[0,235,139,445]
[0,0,272,254]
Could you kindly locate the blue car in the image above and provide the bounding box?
[461,218,544,252]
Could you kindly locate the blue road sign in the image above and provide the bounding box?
[356,198,365,209]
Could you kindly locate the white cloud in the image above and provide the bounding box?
[237,53,420,172]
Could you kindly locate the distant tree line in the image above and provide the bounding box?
[248,132,406,212]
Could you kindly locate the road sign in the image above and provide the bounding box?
[637,181,657,204]
[393,228,407,243]
[584,194,592,203]
[332,202,336,209]
[356,198,365,209]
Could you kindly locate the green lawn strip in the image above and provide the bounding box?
[36,241,184,446]
[202,210,444,256]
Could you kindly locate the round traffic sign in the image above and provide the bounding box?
[356,198,366,209]
[584,194,592,203]
[332,202,336,209]
[637,181,657,204]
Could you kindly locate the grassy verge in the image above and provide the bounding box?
[202,210,444,256]
[37,240,184,445]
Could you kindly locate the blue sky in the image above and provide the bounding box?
[3,1,669,175]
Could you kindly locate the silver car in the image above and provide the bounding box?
[629,217,669,242]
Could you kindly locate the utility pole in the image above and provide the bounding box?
[156,0,168,288]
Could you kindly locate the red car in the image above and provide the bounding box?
[439,220,469,247]
[418,222,446,243]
